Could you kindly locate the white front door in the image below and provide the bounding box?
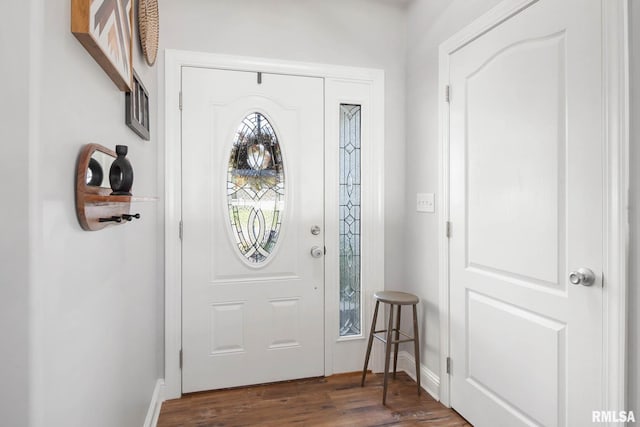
[181,67,324,393]
[448,0,603,426]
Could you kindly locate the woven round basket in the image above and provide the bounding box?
[139,0,159,66]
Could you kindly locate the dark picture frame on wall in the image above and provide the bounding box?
[125,71,150,140]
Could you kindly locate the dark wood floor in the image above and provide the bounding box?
[158,372,471,426]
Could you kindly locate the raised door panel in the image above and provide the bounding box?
[467,291,565,427]
[466,33,566,289]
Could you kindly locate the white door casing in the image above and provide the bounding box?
[439,0,629,425]
[163,51,385,399]
[181,68,324,392]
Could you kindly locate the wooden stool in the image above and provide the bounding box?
[361,290,420,405]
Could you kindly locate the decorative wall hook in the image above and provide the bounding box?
[99,216,123,223]
[122,213,141,221]
[77,144,155,231]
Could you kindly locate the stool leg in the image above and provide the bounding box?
[412,304,421,396]
[382,304,395,405]
[361,300,380,387]
[393,305,402,378]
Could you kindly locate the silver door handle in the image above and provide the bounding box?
[310,246,324,258]
[569,268,596,286]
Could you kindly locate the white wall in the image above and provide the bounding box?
[26,1,163,426]
[403,0,502,376]
[158,0,408,286]
[628,0,639,416]
[0,1,33,425]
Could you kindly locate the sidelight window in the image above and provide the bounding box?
[339,104,362,336]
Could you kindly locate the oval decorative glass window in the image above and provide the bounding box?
[227,112,285,264]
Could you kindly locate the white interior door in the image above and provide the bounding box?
[181,67,324,393]
[448,1,603,426]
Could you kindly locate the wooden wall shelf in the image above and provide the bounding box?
[76,143,155,231]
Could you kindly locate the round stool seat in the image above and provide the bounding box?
[374,290,419,305]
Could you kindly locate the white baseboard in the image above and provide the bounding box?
[396,350,440,401]
[143,379,165,427]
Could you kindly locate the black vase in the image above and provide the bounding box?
[109,145,134,195]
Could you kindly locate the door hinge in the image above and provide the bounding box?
[257,72,263,84]
[445,85,451,103]
[446,221,452,238]
[179,91,183,110]
[179,220,183,240]
[446,357,451,374]
[179,349,183,369]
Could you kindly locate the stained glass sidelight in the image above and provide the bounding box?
[227,112,284,264]
[339,105,362,336]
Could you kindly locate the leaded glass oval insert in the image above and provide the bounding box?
[227,113,284,264]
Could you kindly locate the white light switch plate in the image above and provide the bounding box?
[416,193,435,213]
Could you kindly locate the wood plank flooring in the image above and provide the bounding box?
[158,372,471,426]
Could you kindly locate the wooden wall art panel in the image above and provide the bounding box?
[72,0,133,91]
